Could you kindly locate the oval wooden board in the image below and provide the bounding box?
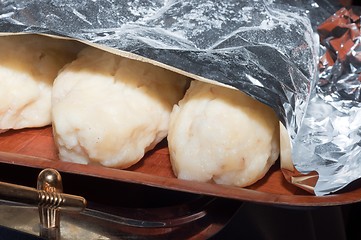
[0,126,361,207]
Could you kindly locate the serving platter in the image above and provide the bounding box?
[0,126,361,207]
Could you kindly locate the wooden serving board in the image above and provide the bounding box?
[0,126,361,207]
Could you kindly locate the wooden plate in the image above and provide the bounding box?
[0,126,361,207]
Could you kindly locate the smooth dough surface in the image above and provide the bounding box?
[168,81,280,187]
[0,34,81,131]
[52,47,188,168]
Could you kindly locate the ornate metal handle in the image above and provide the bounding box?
[0,168,87,239]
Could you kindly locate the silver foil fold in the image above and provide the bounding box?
[0,0,355,196]
[0,0,318,123]
[293,6,361,195]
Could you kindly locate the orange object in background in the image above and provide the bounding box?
[317,7,361,73]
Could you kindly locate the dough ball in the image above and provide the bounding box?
[0,34,82,131]
[168,81,280,187]
[52,47,189,168]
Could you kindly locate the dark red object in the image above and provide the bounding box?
[317,7,361,79]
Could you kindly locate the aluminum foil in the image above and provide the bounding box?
[0,0,350,195]
[0,0,318,120]
[293,7,361,195]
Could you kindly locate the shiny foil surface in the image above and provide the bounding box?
[0,0,318,122]
[0,0,354,195]
[294,6,361,195]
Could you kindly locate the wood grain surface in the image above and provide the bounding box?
[0,126,361,207]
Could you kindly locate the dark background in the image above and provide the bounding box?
[212,201,361,240]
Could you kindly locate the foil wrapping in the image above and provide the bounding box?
[293,7,361,195]
[0,0,353,196]
[0,0,318,121]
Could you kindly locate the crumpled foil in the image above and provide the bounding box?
[0,0,353,196]
[0,0,318,122]
[293,7,361,195]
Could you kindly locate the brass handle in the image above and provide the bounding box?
[0,169,86,211]
[0,168,87,239]
[0,182,86,212]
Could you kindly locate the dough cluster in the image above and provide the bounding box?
[1,34,280,187]
[0,34,81,131]
[52,47,188,168]
[168,81,280,187]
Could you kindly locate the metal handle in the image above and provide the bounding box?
[0,168,87,239]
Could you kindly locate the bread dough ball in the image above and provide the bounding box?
[0,34,81,131]
[52,47,188,168]
[168,81,280,187]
